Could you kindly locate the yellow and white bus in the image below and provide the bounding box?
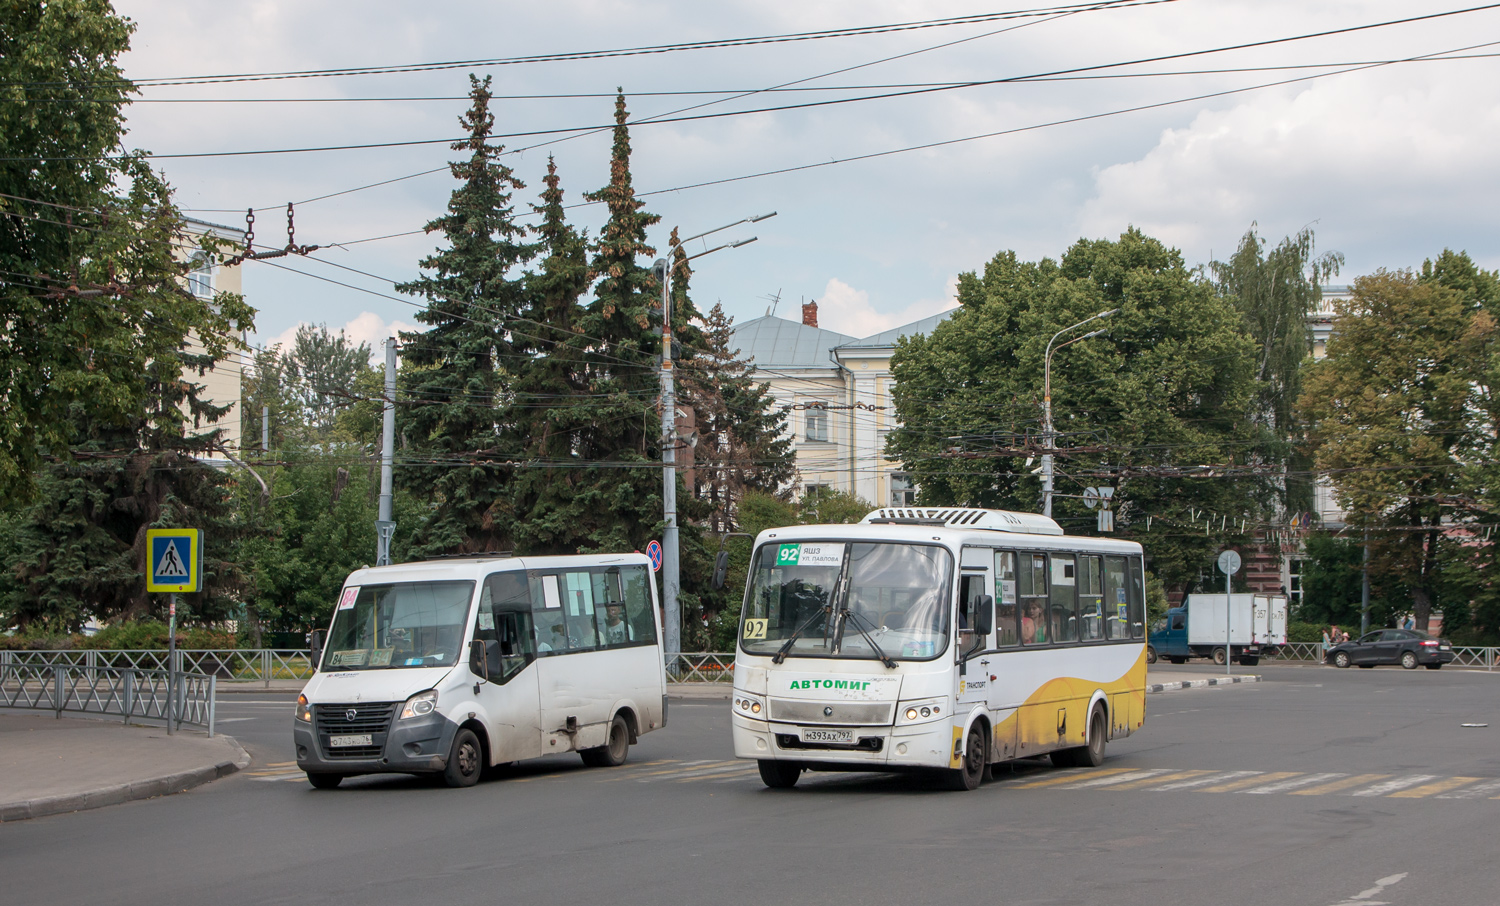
[730,507,1147,790]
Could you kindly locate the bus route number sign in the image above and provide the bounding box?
[776,543,842,567]
[743,618,768,639]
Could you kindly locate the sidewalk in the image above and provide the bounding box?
[0,712,248,822]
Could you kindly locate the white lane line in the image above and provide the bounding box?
[1151,770,1258,791]
[1350,775,1439,797]
[1326,871,1406,906]
[1242,773,1346,794]
[213,717,257,723]
[1059,769,1173,789]
[1436,778,1500,799]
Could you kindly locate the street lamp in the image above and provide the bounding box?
[1041,308,1118,518]
[656,211,776,661]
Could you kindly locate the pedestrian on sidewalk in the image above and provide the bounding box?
[1321,627,1331,658]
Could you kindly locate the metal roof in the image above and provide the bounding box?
[835,311,954,349]
[728,309,957,368]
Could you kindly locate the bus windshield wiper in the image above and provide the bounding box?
[772,606,832,664]
[840,608,898,668]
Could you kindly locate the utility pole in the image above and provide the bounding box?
[657,212,775,660]
[1360,529,1370,635]
[376,337,397,566]
[1041,309,1118,517]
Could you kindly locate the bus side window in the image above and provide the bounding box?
[479,571,536,682]
[618,565,658,645]
[1049,554,1078,644]
[1103,556,1128,640]
[1018,553,1048,645]
[530,573,569,655]
[592,568,635,648]
[1078,556,1104,641]
[1128,557,1147,638]
[994,551,1019,647]
[562,571,598,651]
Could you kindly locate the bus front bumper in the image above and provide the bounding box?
[293,710,460,776]
[731,711,953,769]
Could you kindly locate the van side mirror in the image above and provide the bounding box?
[975,595,994,637]
[469,638,489,682]
[712,551,730,590]
[309,630,325,672]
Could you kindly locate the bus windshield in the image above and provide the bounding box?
[740,541,952,661]
[322,581,475,670]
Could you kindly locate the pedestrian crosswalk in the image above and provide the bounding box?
[242,758,1500,799]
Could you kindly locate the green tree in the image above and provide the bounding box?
[242,324,377,451]
[396,75,536,557]
[1300,255,1497,630]
[1212,225,1342,516]
[887,229,1266,597]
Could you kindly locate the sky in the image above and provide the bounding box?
[110,0,1500,355]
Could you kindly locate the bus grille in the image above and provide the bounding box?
[315,702,396,759]
[769,699,894,725]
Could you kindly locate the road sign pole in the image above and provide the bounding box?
[167,592,177,735]
[1217,550,1242,677]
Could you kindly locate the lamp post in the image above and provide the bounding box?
[657,212,776,661]
[1041,308,1118,517]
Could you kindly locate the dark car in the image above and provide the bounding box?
[1326,628,1455,669]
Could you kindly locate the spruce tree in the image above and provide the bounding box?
[396,76,536,557]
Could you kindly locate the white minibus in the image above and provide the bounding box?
[730,507,1147,790]
[294,552,666,788]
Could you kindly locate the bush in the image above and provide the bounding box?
[1286,621,1325,644]
[0,621,237,651]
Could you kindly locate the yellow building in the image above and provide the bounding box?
[730,300,951,506]
[177,217,247,459]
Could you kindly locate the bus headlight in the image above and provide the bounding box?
[399,690,438,720]
[733,692,766,718]
[295,694,312,722]
[896,698,946,726]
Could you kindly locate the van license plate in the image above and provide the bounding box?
[329,734,373,747]
[799,727,854,744]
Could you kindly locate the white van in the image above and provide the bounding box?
[293,553,666,788]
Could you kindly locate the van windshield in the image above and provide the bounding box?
[740,541,952,661]
[322,581,474,670]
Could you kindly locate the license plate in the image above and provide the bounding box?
[799,727,855,744]
[1441,644,1451,649]
[329,734,373,747]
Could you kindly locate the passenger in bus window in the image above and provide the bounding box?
[1022,600,1046,644]
[601,602,630,646]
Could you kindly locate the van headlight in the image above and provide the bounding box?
[733,691,766,718]
[399,690,438,720]
[295,694,312,723]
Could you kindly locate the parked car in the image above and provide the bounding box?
[1325,628,1455,669]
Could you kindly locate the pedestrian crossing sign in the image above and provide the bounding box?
[146,529,202,593]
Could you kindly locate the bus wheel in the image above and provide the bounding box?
[581,714,630,768]
[443,728,483,788]
[306,772,343,790]
[758,760,802,789]
[945,724,986,791]
[1146,646,1157,665]
[1051,705,1107,768]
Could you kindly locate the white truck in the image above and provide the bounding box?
[1147,594,1287,666]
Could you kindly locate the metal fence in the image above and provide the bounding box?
[1269,642,1498,669]
[0,649,316,686]
[0,652,217,735]
[666,652,736,682]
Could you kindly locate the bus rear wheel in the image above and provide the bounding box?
[758,760,802,789]
[581,714,630,767]
[1052,705,1106,768]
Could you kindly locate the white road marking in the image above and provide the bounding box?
[1151,770,1259,791]
[1326,871,1407,906]
[1060,769,1173,789]
[1436,778,1500,799]
[1350,775,1438,796]
[1242,773,1346,794]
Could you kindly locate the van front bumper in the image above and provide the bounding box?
[293,709,460,776]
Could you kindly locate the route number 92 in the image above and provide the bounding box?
[743,618,768,640]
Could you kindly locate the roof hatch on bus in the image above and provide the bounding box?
[860,507,1064,535]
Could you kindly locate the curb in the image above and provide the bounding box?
[1147,675,1262,694]
[0,736,250,823]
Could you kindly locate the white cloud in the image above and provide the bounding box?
[1077,69,1500,269]
[254,312,421,364]
[814,276,958,339]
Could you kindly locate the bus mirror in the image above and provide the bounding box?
[975,595,994,637]
[309,630,325,672]
[712,551,730,589]
[469,639,489,682]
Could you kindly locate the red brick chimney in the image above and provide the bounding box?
[801,300,818,328]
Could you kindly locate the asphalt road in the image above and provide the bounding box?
[4,663,1498,906]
